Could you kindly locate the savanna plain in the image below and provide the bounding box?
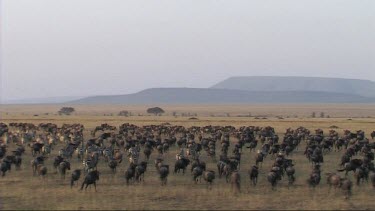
[0,104,375,210]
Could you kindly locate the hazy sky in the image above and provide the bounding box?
[1,0,374,101]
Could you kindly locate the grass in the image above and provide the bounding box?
[0,104,375,210]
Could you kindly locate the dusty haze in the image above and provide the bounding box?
[1,0,374,101]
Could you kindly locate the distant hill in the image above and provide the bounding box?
[68,88,375,104]
[211,76,375,97]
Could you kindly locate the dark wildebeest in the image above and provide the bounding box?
[71,169,81,188]
[337,159,363,176]
[31,142,44,157]
[31,155,47,175]
[80,170,100,191]
[58,161,71,179]
[191,159,206,173]
[159,165,169,186]
[108,159,118,173]
[354,165,367,186]
[53,155,64,172]
[221,160,239,182]
[307,165,321,188]
[255,151,265,167]
[144,147,152,160]
[203,170,215,188]
[174,158,190,174]
[135,161,148,182]
[248,165,259,186]
[267,166,282,190]
[285,162,296,186]
[125,163,136,185]
[230,171,241,194]
[0,159,12,176]
[14,155,22,170]
[154,157,164,172]
[370,171,375,188]
[192,166,204,183]
[37,164,47,177]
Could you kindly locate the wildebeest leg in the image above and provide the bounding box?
[328,184,331,193]
[80,182,85,190]
[94,182,97,192]
[85,183,89,190]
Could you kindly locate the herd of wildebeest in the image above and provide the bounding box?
[0,121,375,199]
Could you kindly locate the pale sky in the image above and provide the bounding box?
[1,0,374,101]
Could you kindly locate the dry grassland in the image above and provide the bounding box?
[0,104,374,210]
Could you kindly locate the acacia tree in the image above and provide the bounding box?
[147,107,165,116]
[58,107,75,115]
[118,110,129,117]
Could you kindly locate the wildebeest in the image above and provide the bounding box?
[370,171,375,188]
[326,173,341,190]
[192,166,204,183]
[340,178,353,199]
[58,161,71,179]
[337,159,363,176]
[108,159,118,173]
[191,158,206,173]
[248,165,259,186]
[159,165,169,186]
[13,155,22,170]
[255,151,265,167]
[36,164,47,177]
[354,165,367,186]
[174,157,190,174]
[125,163,136,185]
[0,159,12,176]
[307,164,321,188]
[80,170,100,191]
[285,162,296,186]
[53,155,64,172]
[30,142,44,157]
[31,155,47,175]
[371,131,375,140]
[230,171,241,194]
[71,169,81,188]
[203,170,215,188]
[267,166,282,190]
[135,161,148,182]
[143,147,152,160]
[217,159,238,182]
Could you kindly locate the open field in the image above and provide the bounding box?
[2,103,375,118]
[0,104,375,210]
